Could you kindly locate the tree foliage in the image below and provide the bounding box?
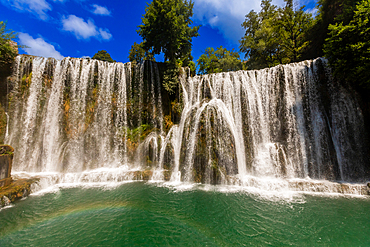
[324,0,370,89]
[277,0,313,62]
[239,0,313,69]
[128,42,145,63]
[92,50,115,63]
[239,1,278,69]
[0,21,19,69]
[306,0,359,60]
[197,46,243,74]
[137,0,200,64]
[128,42,155,63]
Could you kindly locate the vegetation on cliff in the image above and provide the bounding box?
[0,21,20,143]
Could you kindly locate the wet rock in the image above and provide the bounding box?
[0,145,14,187]
[129,170,171,181]
[0,178,39,208]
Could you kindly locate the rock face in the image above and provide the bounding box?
[0,145,14,187]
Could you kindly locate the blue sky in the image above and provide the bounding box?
[0,0,318,63]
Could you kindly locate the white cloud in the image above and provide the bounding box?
[2,0,52,20]
[61,15,112,41]
[98,28,112,40]
[91,4,111,16]
[62,15,97,39]
[193,0,285,44]
[18,33,64,60]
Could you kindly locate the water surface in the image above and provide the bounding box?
[1,182,369,246]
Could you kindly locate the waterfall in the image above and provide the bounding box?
[41,59,68,171]
[5,56,369,188]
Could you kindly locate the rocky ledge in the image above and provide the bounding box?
[0,178,39,207]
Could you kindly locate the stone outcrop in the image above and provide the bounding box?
[0,178,39,207]
[0,145,13,187]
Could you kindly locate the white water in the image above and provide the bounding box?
[4,56,369,195]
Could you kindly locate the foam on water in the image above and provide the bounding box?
[0,204,14,212]
[10,166,370,201]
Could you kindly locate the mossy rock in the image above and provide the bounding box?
[0,144,14,156]
[0,178,39,207]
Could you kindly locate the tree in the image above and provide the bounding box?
[92,50,115,63]
[0,21,19,69]
[239,0,279,69]
[276,0,313,63]
[304,0,344,60]
[137,0,200,64]
[128,42,155,63]
[239,0,313,69]
[324,0,370,89]
[128,42,145,63]
[197,46,243,74]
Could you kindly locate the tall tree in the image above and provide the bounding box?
[304,0,346,60]
[324,0,370,89]
[197,46,243,74]
[92,50,115,63]
[239,0,313,69]
[128,42,145,63]
[276,0,313,63]
[239,0,279,69]
[137,0,200,64]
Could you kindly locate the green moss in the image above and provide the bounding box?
[0,151,13,156]
[123,124,154,142]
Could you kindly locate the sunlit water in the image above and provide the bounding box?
[1,182,369,246]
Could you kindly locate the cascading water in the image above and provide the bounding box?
[4,56,369,194]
